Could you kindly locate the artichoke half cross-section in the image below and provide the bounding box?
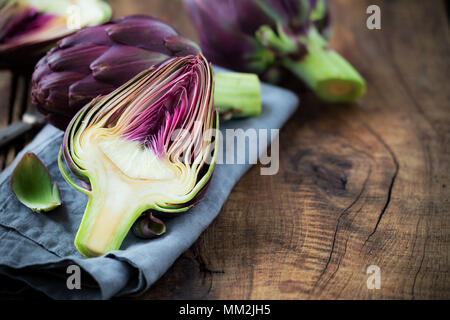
[59,55,218,257]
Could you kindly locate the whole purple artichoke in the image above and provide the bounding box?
[32,15,261,129]
[185,0,365,102]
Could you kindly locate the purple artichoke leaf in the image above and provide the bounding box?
[90,46,170,85]
[47,43,110,73]
[59,25,115,49]
[68,74,116,109]
[164,35,201,57]
[106,17,178,54]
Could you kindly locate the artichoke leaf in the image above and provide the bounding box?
[10,152,62,213]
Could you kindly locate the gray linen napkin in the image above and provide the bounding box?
[0,79,298,299]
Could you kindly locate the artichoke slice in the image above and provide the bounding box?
[59,55,218,257]
[10,152,62,213]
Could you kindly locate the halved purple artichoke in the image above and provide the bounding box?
[0,0,111,71]
[185,0,365,102]
[58,54,218,257]
[32,15,261,129]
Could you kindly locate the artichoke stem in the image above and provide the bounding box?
[282,28,366,103]
[214,72,262,118]
[75,187,142,258]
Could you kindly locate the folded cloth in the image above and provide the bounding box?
[0,77,298,299]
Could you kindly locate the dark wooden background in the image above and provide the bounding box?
[0,0,448,299]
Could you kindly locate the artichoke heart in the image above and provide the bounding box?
[59,54,218,257]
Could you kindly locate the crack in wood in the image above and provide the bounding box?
[411,238,426,299]
[191,245,224,275]
[363,123,400,244]
[411,209,430,299]
[324,236,350,291]
[312,167,371,294]
[187,245,225,297]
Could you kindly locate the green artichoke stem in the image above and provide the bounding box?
[214,72,262,119]
[282,28,366,103]
[75,185,144,258]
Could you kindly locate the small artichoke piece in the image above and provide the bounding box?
[59,55,218,257]
[132,213,166,239]
[10,152,61,213]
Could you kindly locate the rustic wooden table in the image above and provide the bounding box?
[0,0,448,299]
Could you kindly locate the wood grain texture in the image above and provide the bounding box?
[0,0,447,300]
